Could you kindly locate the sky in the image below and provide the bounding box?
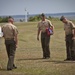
[0,0,75,16]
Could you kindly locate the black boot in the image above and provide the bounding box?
[13,64,17,69]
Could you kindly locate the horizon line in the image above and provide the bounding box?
[0,12,75,16]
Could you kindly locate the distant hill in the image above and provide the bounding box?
[12,12,75,21]
[45,12,75,20]
[0,12,75,21]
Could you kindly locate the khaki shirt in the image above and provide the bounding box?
[64,21,75,35]
[2,23,18,39]
[37,19,53,33]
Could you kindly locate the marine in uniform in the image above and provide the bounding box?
[60,16,75,61]
[2,18,18,70]
[37,13,54,59]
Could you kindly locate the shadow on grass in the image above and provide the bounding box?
[17,57,75,64]
[0,68,7,71]
[42,60,75,64]
[17,58,43,61]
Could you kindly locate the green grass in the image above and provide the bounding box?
[0,20,75,75]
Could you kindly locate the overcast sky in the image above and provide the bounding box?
[0,0,75,16]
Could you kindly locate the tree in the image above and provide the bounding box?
[0,16,13,23]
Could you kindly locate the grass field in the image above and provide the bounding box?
[0,20,75,75]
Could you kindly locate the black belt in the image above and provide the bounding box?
[66,34,73,36]
[41,32,46,33]
[5,38,14,40]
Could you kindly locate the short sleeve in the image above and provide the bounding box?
[70,21,75,29]
[14,27,18,35]
[13,26,18,36]
[48,20,53,27]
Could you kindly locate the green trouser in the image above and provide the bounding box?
[41,32,50,58]
[66,34,75,60]
[72,39,75,60]
[5,39,16,69]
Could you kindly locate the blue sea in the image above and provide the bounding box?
[1,12,75,22]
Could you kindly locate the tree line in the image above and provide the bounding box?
[0,16,13,23]
[0,15,59,23]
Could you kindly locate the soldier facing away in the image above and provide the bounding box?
[2,18,18,70]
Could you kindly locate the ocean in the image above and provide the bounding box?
[1,12,75,22]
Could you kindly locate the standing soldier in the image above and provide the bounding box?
[37,13,54,59]
[60,16,75,61]
[2,18,18,70]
